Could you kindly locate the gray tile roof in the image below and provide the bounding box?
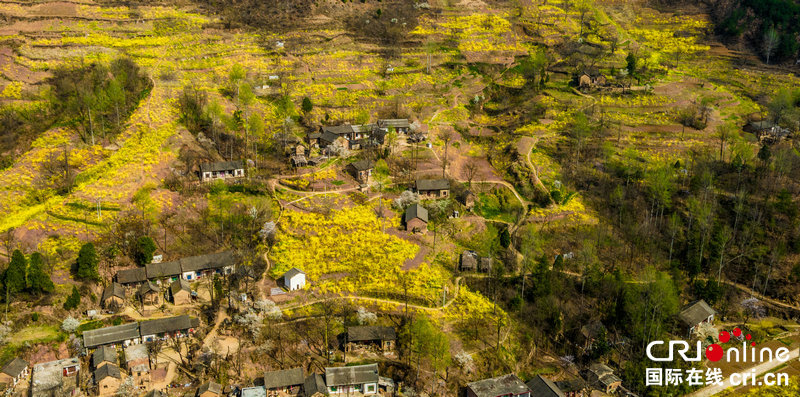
[526,375,564,397]
[101,283,126,302]
[138,281,160,297]
[378,119,410,128]
[466,374,530,397]
[346,326,396,342]
[304,374,327,396]
[199,160,244,173]
[263,367,304,389]
[322,125,354,135]
[283,268,305,280]
[179,251,235,273]
[196,381,222,395]
[92,346,117,368]
[116,267,147,284]
[586,363,622,387]
[170,279,191,296]
[404,204,428,223]
[83,323,140,348]
[139,315,193,336]
[348,159,374,172]
[146,260,182,279]
[679,300,716,326]
[0,357,28,378]
[325,364,379,387]
[415,179,449,191]
[94,364,121,381]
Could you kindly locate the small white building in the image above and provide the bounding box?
[284,268,306,291]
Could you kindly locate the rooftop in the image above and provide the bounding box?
[304,374,327,396]
[526,375,564,397]
[466,374,530,397]
[83,322,140,348]
[348,159,374,172]
[94,364,121,382]
[179,251,235,273]
[140,315,194,336]
[199,160,244,173]
[404,204,428,223]
[241,386,267,397]
[101,283,126,302]
[146,260,182,279]
[284,268,305,280]
[263,367,304,389]
[124,344,149,364]
[346,326,397,342]
[0,357,28,378]
[325,364,379,387]
[116,267,147,284]
[679,300,716,326]
[415,179,449,191]
[92,346,117,368]
[170,278,192,295]
[197,381,223,395]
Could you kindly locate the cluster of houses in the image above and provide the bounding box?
[465,367,619,397]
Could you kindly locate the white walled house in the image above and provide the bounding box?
[199,160,245,182]
[284,268,306,291]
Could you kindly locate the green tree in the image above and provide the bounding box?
[27,252,54,294]
[76,242,100,281]
[133,236,157,266]
[4,250,27,294]
[626,52,638,77]
[301,96,313,113]
[63,285,80,310]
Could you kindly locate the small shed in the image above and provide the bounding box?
[583,363,622,394]
[283,268,306,291]
[678,299,716,336]
[94,364,122,397]
[0,358,29,387]
[404,204,428,234]
[342,326,397,353]
[196,381,223,397]
[101,283,126,312]
[92,346,117,370]
[169,279,192,305]
[138,282,161,306]
[347,160,374,185]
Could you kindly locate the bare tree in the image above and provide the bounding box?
[463,159,479,186]
[763,27,779,65]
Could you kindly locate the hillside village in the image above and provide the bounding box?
[3,0,800,396]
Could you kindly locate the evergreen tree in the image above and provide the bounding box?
[63,285,80,310]
[76,242,100,281]
[301,97,313,113]
[133,236,157,266]
[4,250,27,294]
[27,252,54,294]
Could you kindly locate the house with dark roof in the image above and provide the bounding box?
[179,251,236,280]
[138,281,161,306]
[304,374,327,397]
[140,315,196,343]
[466,374,531,397]
[196,381,223,397]
[31,358,80,397]
[263,367,304,396]
[146,260,182,281]
[404,204,428,234]
[101,283,126,312]
[415,179,450,199]
[325,364,380,395]
[83,322,141,349]
[342,326,396,354]
[460,250,492,273]
[526,375,564,397]
[92,346,117,370]
[554,378,588,397]
[679,299,716,336]
[94,364,122,396]
[583,363,622,394]
[577,68,607,91]
[346,160,374,185]
[199,160,245,182]
[283,268,306,291]
[115,267,147,286]
[0,357,29,387]
[125,343,151,390]
[169,278,192,305]
[377,119,411,134]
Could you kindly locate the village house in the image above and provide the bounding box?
[199,160,245,182]
[139,315,196,343]
[459,250,492,273]
[138,281,161,306]
[342,326,397,354]
[290,154,308,168]
[377,119,411,134]
[83,322,141,350]
[745,120,791,143]
[325,364,380,395]
[31,357,80,397]
[554,378,589,397]
[466,374,531,397]
[347,159,374,185]
[146,260,182,282]
[583,363,622,394]
[526,375,565,397]
[415,179,450,199]
[404,204,428,234]
[263,367,305,396]
[196,381,223,397]
[283,268,306,291]
[125,344,151,391]
[94,364,122,396]
[577,69,607,91]
[169,278,193,305]
[101,283,126,312]
[115,267,147,286]
[242,386,267,397]
[0,357,29,388]
[92,346,117,370]
[179,251,236,280]
[303,374,327,397]
[678,299,716,336]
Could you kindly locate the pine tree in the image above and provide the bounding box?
[4,250,27,294]
[27,252,54,294]
[76,243,100,281]
[63,285,80,310]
